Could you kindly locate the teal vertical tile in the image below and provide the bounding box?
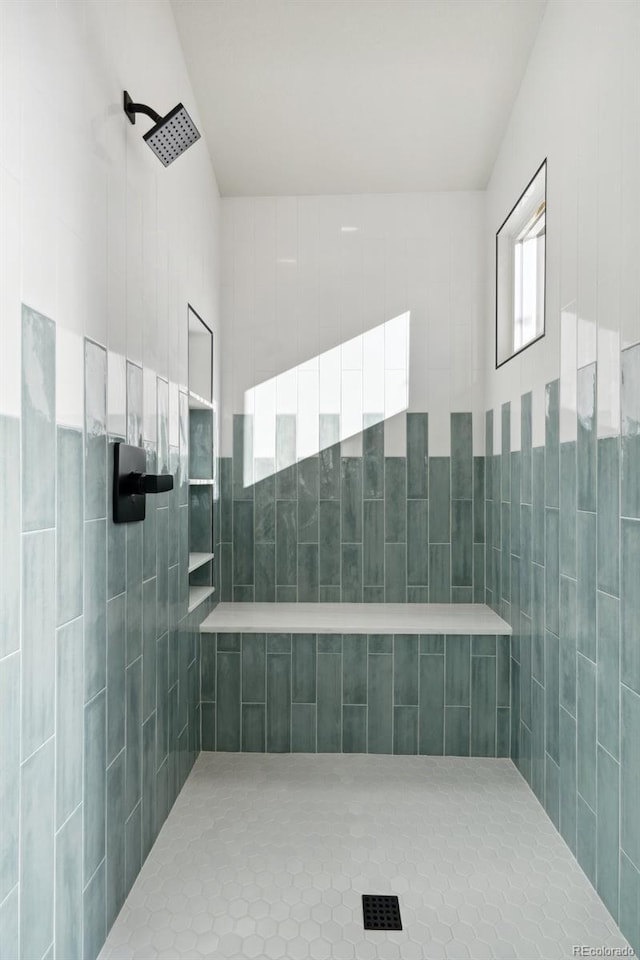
[394,706,418,755]
[621,685,640,869]
[169,448,180,567]
[560,576,577,716]
[189,409,213,479]
[84,690,106,879]
[342,543,363,601]
[319,415,340,500]
[597,437,620,596]
[189,485,212,553]
[242,634,265,702]
[125,659,142,816]
[22,529,55,758]
[0,887,18,960]
[510,452,521,557]
[255,542,276,601]
[596,745,620,919]
[545,508,560,636]
[531,679,545,803]
[0,417,20,659]
[83,858,106,960]
[621,519,640,695]
[292,703,316,752]
[509,556,520,634]
[126,524,142,664]
[597,592,620,759]
[217,651,240,750]
[267,654,291,752]
[518,722,531,785]
[394,635,418,705]
[520,504,531,616]
[420,635,444,655]
[292,634,316,702]
[510,659,520,760]
[343,636,367,704]
[142,447,157,582]
[201,702,216,750]
[233,413,254,497]
[0,653,19,902]
[429,544,450,602]
[428,458,450,543]
[233,499,254,585]
[501,402,511,502]
[255,466,275,542]
[142,578,157,719]
[298,457,319,543]
[156,506,169,639]
[451,413,472,499]
[22,305,55,531]
[577,510,597,662]
[473,457,485,544]
[500,502,511,603]
[368,653,392,754]
[407,413,428,499]
[545,631,559,764]
[319,500,341,586]
[544,379,559,507]
[365,585,386,602]
[369,635,392,653]
[560,440,577,578]
[473,544,485,603]
[124,803,141,898]
[497,635,510,707]
[485,409,493,458]
[470,657,496,756]
[142,713,156,860]
[619,853,640,957]
[419,654,444,755]
[220,458,232,542]
[343,705,366,753]
[384,542,406,602]
[276,500,297,585]
[297,544,319,601]
[106,752,126,929]
[363,418,384,499]
[318,635,341,654]
[451,500,472,586]
[577,363,597,511]
[445,706,470,756]
[577,654,597,811]
[275,414,296,499]
[445,636,470,705]
[559,706,577,854]
[521,392,532,504]
[20,737,54,960]
[317,654,341,752]
[55,803,83,960]
[156,633,169,765]
[242,703,266,752]
[577,795,596,886]
[341,458,362,543]
[385,457,406,543]
[56,618,84,826]
[276,586,297,602]
[545,754,561,829]
[85,339,107,520]
[179,390,189,506]
[57,428,84,626]
[622,344,640,518]
[532,448,545,564]
[363,499,384,586]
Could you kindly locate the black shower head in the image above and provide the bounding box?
[124,91,201,166]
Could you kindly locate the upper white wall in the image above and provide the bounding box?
[221,192,485,458]
[484,0,640,449]
[0,0,221,438]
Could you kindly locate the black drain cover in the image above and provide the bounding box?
[362,894,402,930]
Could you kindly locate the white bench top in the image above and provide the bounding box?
[200,603,511,636]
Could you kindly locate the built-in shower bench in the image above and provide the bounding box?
[200,602,511,635]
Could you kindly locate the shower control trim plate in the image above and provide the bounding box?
[112,442,174,523]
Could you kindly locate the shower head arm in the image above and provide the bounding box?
[123,91,162,126]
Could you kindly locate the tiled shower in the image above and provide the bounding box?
[1,0,640,959]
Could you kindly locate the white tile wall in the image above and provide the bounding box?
[221,192,485,458]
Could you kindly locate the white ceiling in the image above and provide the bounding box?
[171,0,546,196]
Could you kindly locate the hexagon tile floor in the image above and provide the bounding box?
[99,754,634,960]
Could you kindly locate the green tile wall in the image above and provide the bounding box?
[0,306,212,960]
[494,357,640,956]
[201,632,508,758]
[221,412,485,603]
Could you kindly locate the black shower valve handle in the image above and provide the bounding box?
[122,471,174,496]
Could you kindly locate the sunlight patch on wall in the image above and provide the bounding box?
[243,312,410,485]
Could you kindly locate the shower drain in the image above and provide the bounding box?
[362,894,403,930]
